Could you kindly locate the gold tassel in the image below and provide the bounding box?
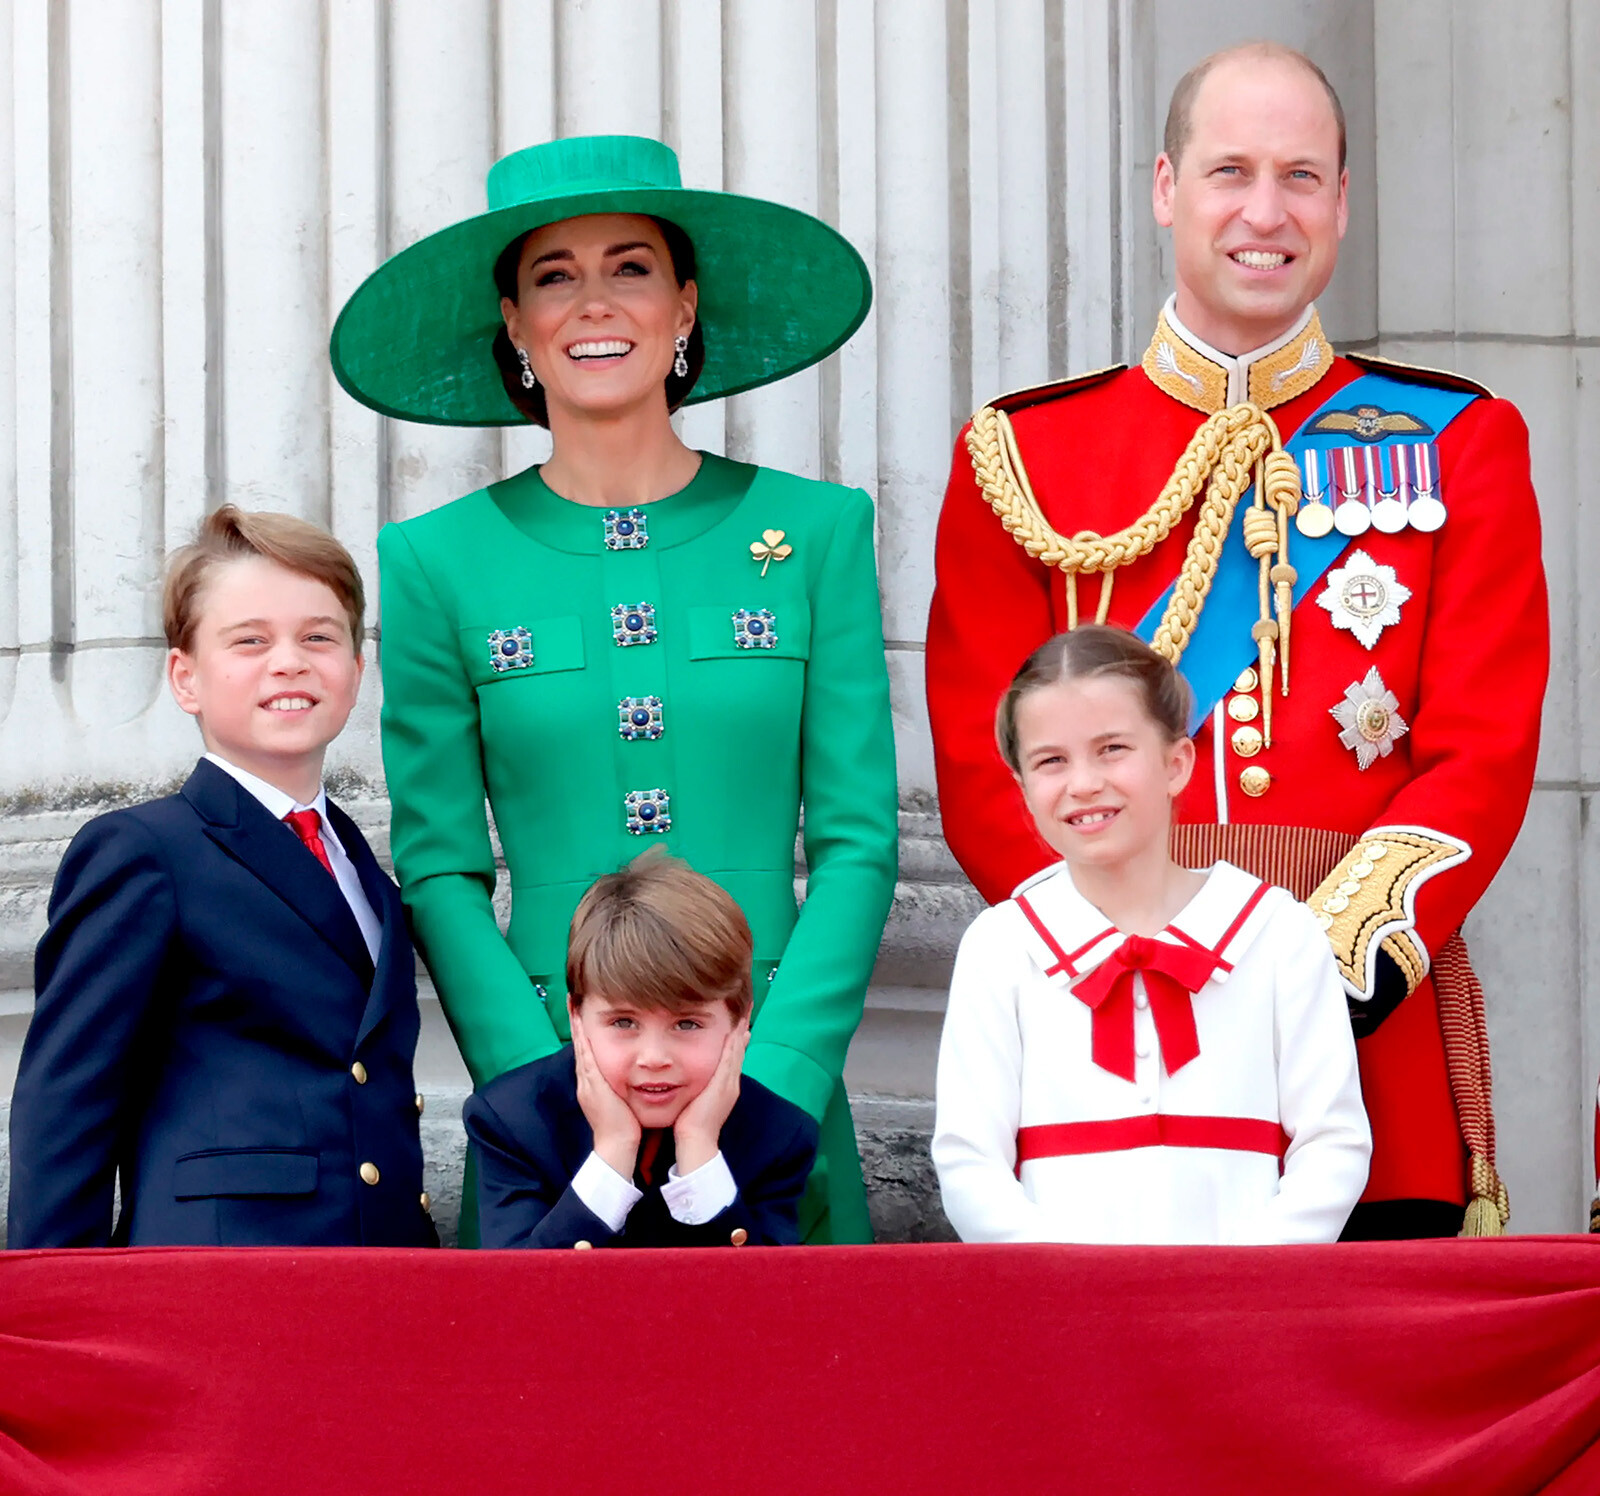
[1460,1152,1509,1237]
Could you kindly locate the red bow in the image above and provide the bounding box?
[1070,934,1219,1082]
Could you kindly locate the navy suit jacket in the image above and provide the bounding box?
[7,757,436,1248]
[465,1048,819,1249]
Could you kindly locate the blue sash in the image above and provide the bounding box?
[1132,372,1476,732]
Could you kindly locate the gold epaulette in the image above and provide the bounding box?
[985,365,1126,418]
[1345,351,1495,401]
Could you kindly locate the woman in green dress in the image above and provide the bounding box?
[329,135,897,1243]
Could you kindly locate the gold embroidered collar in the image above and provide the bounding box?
[1141,300,1334,414]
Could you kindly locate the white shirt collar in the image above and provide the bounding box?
[202,752,343,855]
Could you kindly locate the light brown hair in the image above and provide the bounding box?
[163,506,366,656]
[1164,41,1347,175]
[996,625,1193,773]
[567,852,753,1021]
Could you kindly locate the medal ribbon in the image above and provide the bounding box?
[1133,371,1478,732]
[1069,934,1220,1083]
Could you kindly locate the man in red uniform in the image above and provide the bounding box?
[927,41,1548,1239]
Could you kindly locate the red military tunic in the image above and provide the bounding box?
[927,302,1549,1210]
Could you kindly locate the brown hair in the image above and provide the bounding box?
[1164,41,1346,175]
[491,215,706,427]
[567,851,753,1021]
[995,625,1192,773]
[163,505,366,656]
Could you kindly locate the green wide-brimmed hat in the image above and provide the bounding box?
[329,134,872,426]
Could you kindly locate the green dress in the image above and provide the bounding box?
[377,453,898,1243]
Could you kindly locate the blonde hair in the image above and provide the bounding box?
[567,852,753,1021]
[163,505,365,655]
[996,625,1193,773]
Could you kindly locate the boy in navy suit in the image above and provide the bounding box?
[7,506,436,1248]
[465,854,819,1249]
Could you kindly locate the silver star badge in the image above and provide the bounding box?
[1317,550,1411,650]
[1331,667,1409,770]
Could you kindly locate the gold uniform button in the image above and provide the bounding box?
[1233,667,1259,694]
[1227,694,1260,723]
[420,1191,431,1213]
[1362,841,1389,861]
[1238,765,1272,797]
[1322,894,1350,914]
[350,1061,368,1085]
[730,1228,749,1247]
[1351,859,1374,879]
[574,1240,593,1251]
[359,1162,380,1186]
[1230,724,1263,759]
[1337,878,1362,897]
[1314,911,1335,931]
[415,1093,425,1115]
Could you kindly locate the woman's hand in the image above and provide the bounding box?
[570,1006,641,1179]
[673,1019,750,1174]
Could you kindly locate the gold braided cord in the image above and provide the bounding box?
[966,401,1301,673]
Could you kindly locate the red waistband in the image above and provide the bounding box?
[1016,1115,1289,1167]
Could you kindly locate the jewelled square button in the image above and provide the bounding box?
[487,626,534,672]
[732,608,777,649]
[603,509,649,550]
[624,788,671,834]
[618,695,664,741]
[612,602,658,647]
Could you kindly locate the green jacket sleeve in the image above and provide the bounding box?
[378,522,560,1084]
[740,488,899,1120]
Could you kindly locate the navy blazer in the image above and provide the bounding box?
[7,757,436,1248]
[465,1048,819,1249]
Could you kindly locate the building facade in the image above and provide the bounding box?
[1,0,1594,1236]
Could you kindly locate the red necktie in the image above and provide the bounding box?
[284,809,335,878]
[1069,934,1219,1082]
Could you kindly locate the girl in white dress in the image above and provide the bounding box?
[932,626,1370,1244]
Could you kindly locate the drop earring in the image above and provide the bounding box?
[673,334,689,380]
[517,347,537,389]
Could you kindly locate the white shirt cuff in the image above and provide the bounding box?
[571,1151,643,1234]
[661,1150,738,1225]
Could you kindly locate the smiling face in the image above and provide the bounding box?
[166,555,364,801]
[1153,53,1347,354]
[575,993,735,1130]
[1013,675,1195,874]
[499,212,698,427]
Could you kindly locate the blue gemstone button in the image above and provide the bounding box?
[604,508,649,550]
[612,602,658,647]
[487,626,534,672]
[618,695,665,741]
[625,788,671,834]
[732,608,778,650]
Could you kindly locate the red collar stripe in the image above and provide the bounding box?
[1160,879,1270,971]
[1015,1115,1288,1168]
[1015,893,1114,978]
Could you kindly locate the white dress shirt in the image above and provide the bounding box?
[571,1148,739,1232]
[203,752,383,965]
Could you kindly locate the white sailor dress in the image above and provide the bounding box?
[932,860,1371,1245]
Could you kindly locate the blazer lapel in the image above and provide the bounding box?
[183,760,374,984]
[325,798,404,1042]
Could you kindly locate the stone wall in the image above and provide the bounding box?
[1,1,1593,1239]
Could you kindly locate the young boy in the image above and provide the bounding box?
[465,854,819,1249]
[7,506,436,1248]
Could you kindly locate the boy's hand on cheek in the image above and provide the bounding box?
[570,1009,641,1179]
[673,1019,750,1174]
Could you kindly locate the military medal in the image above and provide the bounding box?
[1317,550,1412,649]
[1331,667,1409,770]
[1295,449,1335,538]
[1405,443,1446,532]
[1368,446,1409,534]
[1331,447,1371,536]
